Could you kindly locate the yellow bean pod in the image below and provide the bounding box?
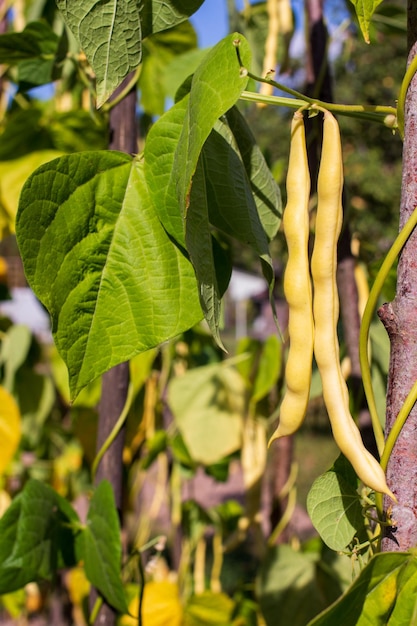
[269,112,314,443]
[311,110,395,500]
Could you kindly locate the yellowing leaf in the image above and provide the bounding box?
[0,150,63,237]
[66,567,90,607]
[122,581,183,626]
[0,386,21,475]
[0,490,10,517]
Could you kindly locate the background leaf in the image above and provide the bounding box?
[349,0,384,43]
[0,21,58,64]
[0,324,32,391]
[139,21,198,115]
[0,480,80,593]
[183,591,235,626]
[83,480,127,614]
[258,545,328,626]
[168,361,244,465]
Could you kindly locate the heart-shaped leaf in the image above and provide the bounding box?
[16,152,202,398]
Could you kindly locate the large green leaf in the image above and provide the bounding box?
[186,157,224,348]
[0,480,80,594]
[16,152,202,398]
[144,96,189,248]
[84,480,128,614]
[173,33,251,215]
[145,35,278,345]
[224,106,281,241]
[308,552,417,626]
[56,0,204,106]
[200,116,278,340]
[349,0,384,43]
[307,456,365,551]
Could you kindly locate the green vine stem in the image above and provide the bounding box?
[373,381,417,518]
[89,597,103,625]
[234,42,397,126]
[396,53,417,139]
[359,205,417,460]
[380,378,417,474]
[91,381,135,482]
[240,86,397,125]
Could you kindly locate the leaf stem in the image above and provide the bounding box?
[359,205,417,459]
[89,597,103,624]
[240,88,396,124]
[102,66,142,112]
[91,381,134,482]
[137,552,145,626]
[397,53,417,139]
[380,379,417,473]
[235,41,397,125]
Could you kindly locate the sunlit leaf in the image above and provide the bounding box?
[57,0,204,106]
[184,591,235,625]
[174,33,251,216]
[168,362,244,465]
[0,324,32,392]
[308,552,416,625]
[16,153,202,398]
[349,0,383,43]
[122,581,183,626]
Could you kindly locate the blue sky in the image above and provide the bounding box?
[190,1,229,47]
[190,0,351,49]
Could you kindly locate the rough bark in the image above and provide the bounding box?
[380,28,417,550]
[89,75,137,624]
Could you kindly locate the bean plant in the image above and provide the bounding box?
[0,0,416,624]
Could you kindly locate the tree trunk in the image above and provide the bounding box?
[89,75,137,624]
[380,10,417,550]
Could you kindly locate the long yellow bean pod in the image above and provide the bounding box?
[311,110,395,500]
[269,112,314,443]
